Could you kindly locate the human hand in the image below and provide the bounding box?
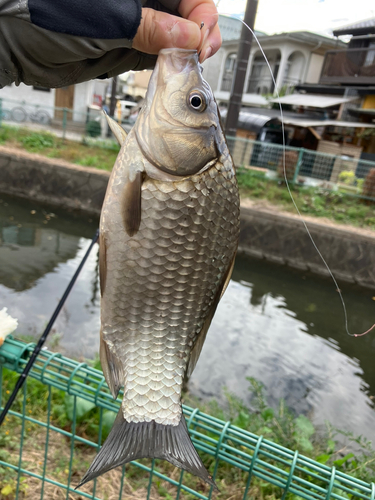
[132,0,221,63]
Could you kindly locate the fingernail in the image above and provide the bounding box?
[201,46,212,63]
[171,21,200,48]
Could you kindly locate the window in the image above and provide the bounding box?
[221,53,237,91]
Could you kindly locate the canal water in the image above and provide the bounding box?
[1,194,375,442]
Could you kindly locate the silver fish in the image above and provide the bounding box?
[79,48,240,488]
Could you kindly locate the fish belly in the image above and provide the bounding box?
[101,160,239,426]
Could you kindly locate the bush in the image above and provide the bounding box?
[86,120,101,137]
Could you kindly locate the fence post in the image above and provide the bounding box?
[293,148,304,184]
[62,108,68,140]
[0,98,2,127]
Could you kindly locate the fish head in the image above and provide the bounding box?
[135,48,225,177]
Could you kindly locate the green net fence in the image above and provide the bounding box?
[1,336,374,500]
[226,135,375,200]
[1,96,375,201]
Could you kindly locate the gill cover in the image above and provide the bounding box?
[135,49,224,176]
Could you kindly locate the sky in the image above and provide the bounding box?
[217,0,375,36]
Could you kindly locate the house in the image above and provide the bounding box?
[202,17,346,107]
[281,17,375,166]
[0,79,109,129]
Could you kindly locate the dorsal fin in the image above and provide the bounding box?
[104,112,127,145]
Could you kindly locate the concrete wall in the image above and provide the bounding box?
[0,146,109,216]
[238,208,375,289]
[305,53,324,83]
[0,146,374,289]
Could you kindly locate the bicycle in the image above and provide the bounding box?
[0,108,11,121]
[10,106,51,124]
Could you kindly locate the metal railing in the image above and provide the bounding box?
[226,135,375,200]
[1,336,375,500]
[0,97,134,142]
[1,96,375,200]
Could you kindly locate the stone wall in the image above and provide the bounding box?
[1,146,374,289]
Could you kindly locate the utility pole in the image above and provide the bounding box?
[109,76,118,116]
[224,0,258,137]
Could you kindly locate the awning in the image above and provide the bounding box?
[348,108,375,117]
[269,94,359,108]
[220,108,279,133]
[279,118,375,128]
[214,90,268,107]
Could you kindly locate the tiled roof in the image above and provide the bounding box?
[333,17,375,36]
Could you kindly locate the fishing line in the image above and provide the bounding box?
[236,19,375,338]
[0,230,99,427]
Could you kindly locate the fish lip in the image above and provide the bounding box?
[158,48,197,56]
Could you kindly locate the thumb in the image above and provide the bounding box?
[132,8,201,55]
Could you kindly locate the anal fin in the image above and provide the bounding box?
[100,329,123,399]
[186,254,236,378]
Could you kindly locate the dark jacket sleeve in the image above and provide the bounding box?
[0,0,181,89]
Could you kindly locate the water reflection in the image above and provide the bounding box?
[190,255,375,440]
[0,195,100,354]
[1,196,375,441]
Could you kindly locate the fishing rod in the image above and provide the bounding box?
[0,229,99,427]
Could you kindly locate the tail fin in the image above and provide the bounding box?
[77,409,217,489]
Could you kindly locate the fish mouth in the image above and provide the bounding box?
[158,48,197,56]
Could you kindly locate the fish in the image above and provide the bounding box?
[78,48,240,488]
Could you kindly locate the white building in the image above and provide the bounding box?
[0,79,109,124]
[203,16,346,107]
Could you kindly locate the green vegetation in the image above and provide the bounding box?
[0,125,119,171]
[86,120,101,138]
[0,124,374,229]
[1,364,375,500]
[237,168,375,229]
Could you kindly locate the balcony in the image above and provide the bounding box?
[320,48,375,85]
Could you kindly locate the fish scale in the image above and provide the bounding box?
[102,161,238,427]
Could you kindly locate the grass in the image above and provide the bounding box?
[0,125,119,171]
[1,360,375,500]
[237,168,375,229]
[0,124,374,229]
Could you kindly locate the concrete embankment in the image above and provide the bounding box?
[1,146,374,289]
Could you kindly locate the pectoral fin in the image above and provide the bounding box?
[100,329,124,399]
[186,255,236,378]
[99,232,107,297]
[121,172,142,237]
[104,112,127,145]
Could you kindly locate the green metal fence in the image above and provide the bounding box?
[227,135,375,198]
[0,96,133,143]
[1,336,374,500]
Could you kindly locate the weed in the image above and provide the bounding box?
[0,124,118,171]
[20,132,55,151]
[237,167,375,228]
[77,155,101,167]
[2,366,375,499]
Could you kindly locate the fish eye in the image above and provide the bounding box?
[188,91,206,112]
